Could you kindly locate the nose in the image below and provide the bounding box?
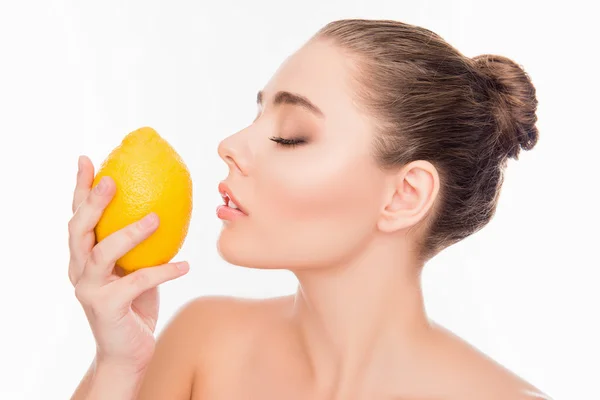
[217,133,248,176]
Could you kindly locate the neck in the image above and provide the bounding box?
[290,234,433,393]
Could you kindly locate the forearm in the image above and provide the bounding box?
[70,358,95,400]
[71,357,146,400]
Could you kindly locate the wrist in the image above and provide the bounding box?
[94,353,150,377]
[95,358,147,378]
[87,357,147,400]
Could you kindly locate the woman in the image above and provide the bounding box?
[69,19,550,400]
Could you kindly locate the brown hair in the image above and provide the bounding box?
[313,19,539,262]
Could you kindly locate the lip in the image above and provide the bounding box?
[218,181,248,216]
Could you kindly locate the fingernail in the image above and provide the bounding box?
[94,177,108,194]
[176,262,189,272]
[140,212,158,228]
[77,156,84,174]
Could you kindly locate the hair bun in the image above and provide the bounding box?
[472,54,539,159]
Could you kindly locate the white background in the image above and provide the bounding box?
[0,1,598,399]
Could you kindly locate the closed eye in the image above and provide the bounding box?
[269,136,307,148]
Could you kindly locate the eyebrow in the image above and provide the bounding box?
[257,90,324,118]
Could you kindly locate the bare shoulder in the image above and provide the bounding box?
[136,294,291,399]
[166,293,291,346]
[174,293,292,331]
[174,294,293,362]
[429,323,552,400]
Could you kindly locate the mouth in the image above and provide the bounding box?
[218,181,248,216]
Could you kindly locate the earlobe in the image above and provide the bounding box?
[376,161,439,234]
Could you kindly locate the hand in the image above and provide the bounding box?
[68,155,189,373]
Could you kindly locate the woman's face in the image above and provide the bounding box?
[217,40,389,270]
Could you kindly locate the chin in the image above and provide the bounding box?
[216,232,277,270]
[216,225,327,271]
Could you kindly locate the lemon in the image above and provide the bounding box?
[92,127,193,273]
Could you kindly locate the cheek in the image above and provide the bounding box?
[249,151,383,266]
[262,154,358,219]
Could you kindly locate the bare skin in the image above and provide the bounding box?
[137,296,549,400]
[70,38,551,399]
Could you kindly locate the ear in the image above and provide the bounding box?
[377,160,440,234]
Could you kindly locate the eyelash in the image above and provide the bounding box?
[269,136,307,148]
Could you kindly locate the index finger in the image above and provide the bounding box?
[72,155,95,213]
